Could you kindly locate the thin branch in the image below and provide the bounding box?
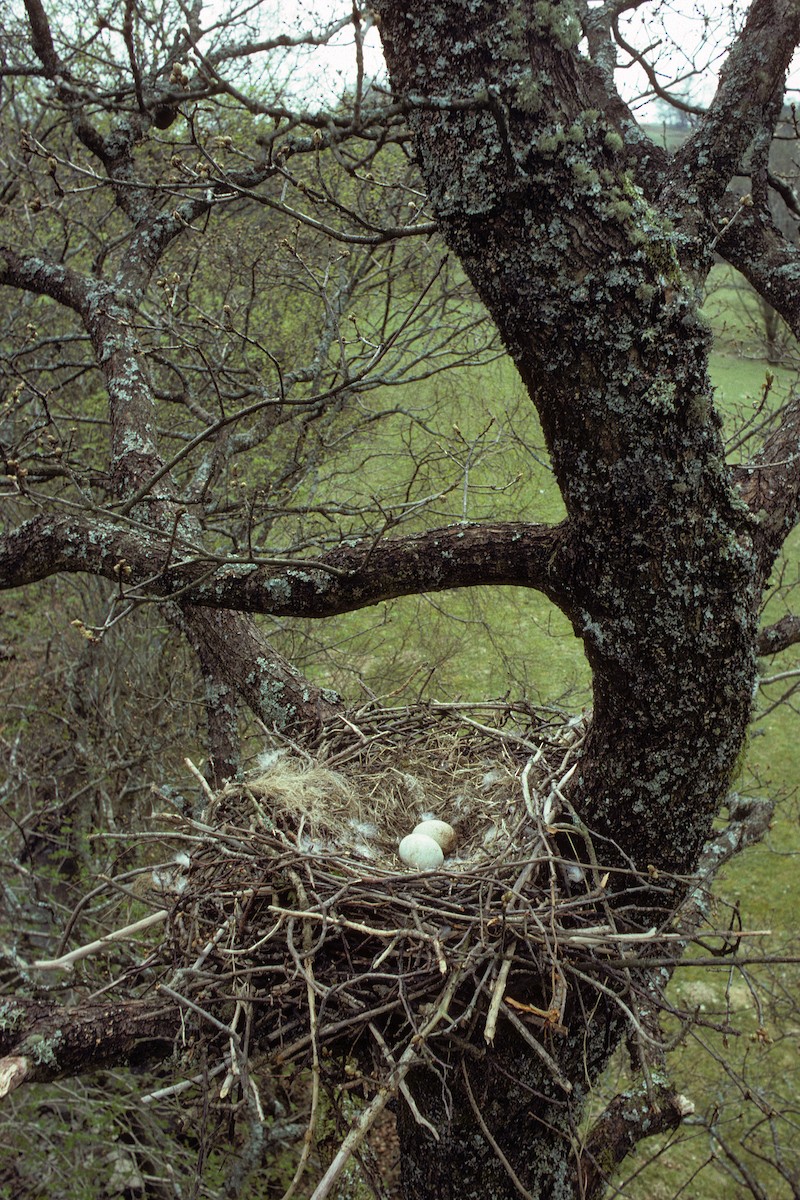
[29,910,169,972]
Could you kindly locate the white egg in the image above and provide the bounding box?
[398,833,444,870]
[412,819,457,853]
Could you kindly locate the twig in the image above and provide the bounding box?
[31,910,169,971]
[281,874,323,1200]
[184,756,215,803]
[370,1022,439,1141]
[141,1059,229,1104]
[502,1007,573,1094]
[485,946,514,1045]
[158,982,242,1041]
[267,904,446,947]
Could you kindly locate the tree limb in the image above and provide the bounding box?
[22,0,60,76]
[576,1082,694,1199]
[0,245,88,312]
[662,0,800,261]
[757,613,800,656]
[0,1000,178,1095]
[0,513,570,614]
[732,385,800,581]
[174,604,342,737]
[719,208,800,342]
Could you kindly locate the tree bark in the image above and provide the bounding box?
[0,514,567,612]
[0,1000,177,1096]
[372,1,798,1194]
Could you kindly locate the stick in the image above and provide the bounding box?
[370,1023,439,1141]
[31,910,169,971]
[485,947,514,1045]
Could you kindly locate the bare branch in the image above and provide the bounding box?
[718,206,800,342]
[173,604,342,737]
[577,1083,694,1199]
[733,386,800,580]
[0,1000,178,1094]
[22,0,60,76]
[662,0,800,267]
[0,245,88,311]
[0,513,569,615]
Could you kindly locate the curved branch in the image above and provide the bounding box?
[767,168,800,221]
[732,386,800,580]
[0,246,163,498]
[663,0,800,225]
[0,245,89,312]
[719,214,800,578]
[576,1083,693,1199]
[22,0,60,76]
[718,208,800,341]
[612,16,706,118]
[0,513,570,615]
[174,604,342,738]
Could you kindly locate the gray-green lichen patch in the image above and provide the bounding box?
[219,563,260,578]
[263,576,293,605]
[286,567,333,594]
[246,668,294,729]
[644,380,678,416]
[204,678,234,708]
[530,0,582,49]
[513,72,543,114]
[23,1029,63,1067]
[0,1001,24,1032]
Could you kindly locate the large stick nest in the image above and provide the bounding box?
[153,700,651,1090]
[26,699,702,1197]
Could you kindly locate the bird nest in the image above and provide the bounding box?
[153,701,641,1065]
[142,699,675,1195]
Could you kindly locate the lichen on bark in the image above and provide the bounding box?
[372,1,784,1193]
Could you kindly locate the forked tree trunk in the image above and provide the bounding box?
[375,2,770,1194]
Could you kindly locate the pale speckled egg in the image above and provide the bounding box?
[412,819,457,853]
[398,833,444,870]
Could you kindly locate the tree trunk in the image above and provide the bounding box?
[375,1,773,1192]
[396,1015,620,1200]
